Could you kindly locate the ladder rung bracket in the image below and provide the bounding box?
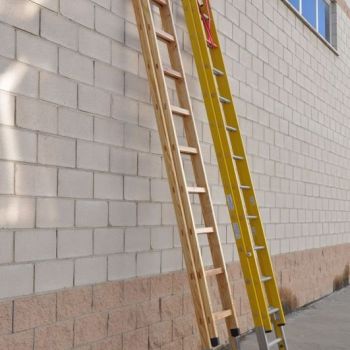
[261,275,272,283]
[205,267,224,277]
[152,0,167,6]
[219,96,231,104]
[268,307,279,315]
[196,227,214,234]
[179,145,198,155]
[268,338,282,347]
[226,125,237,132]
[213,67,224,76]
[213,309,232,321]
[171,105,191,117]
[156,29,175,43]
[164,66,182,79]
[188,186,206,194]
[233,154,244,161]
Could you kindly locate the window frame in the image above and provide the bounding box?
[282,0,338,54]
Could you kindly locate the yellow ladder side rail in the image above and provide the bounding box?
[206,3,286,329]
[132,1,211,346]
[181,0,268,330]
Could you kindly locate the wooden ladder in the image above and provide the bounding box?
[132,0,240,348]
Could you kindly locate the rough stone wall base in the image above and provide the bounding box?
[0,243,349,350]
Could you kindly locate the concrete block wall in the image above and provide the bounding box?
[0,1,349,346]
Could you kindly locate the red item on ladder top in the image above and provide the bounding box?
[198,0,217,48]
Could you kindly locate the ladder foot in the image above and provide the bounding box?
[230,328,240,337]
[210,337,220,347]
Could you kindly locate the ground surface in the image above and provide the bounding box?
[236,286,350,350]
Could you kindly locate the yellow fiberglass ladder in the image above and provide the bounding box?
[132,0,241,349]
[181,1,288,349]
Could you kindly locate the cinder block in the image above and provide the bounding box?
[95,7,123,42]
[38,135,75,167]
[40,72,77,108]
[125,227,150,252]
[77,140,109,171]
[0,57,39,98]
[108,253,136,281]
[75,257,107,286]
[58,108,93,141]
[16,96,57,134]
[161,249,183,273]
[0,0,39,34]
[92,0,110,8]
[35,260,73,293]
[125,176,149,201]
[0,23,15,59]
[94,173,123,200]
[111,95,138,123]
[0,264,33,298]
[94,117,123,147]
[125,73,150,103]
[95,62,124,95]
[15,164,57,197]
[74,312,107,346]
[94,228,124,255]
[15,229,56,262]
[79,84,111,117]
[110,148,137,175]
[60,0,94,28]
[0,91,14,126]
[59,48,93,84]
[0,161,14,194]
[137,252,161,277]
[151,179,171,202]
[37,198,74,228]
[58,229,93,258]
[109,201,136,227]
[138,153,162,178]
[112,42,138,74]
[0,231,13,264]
[41,10,78,49]
[111,0,134,22]
[0,197,35,229]
[124,124,150,152]
[13,293,56,332]
[79,28,111,63]
[138,203,161,226]
[76,200,108,228]
[58,169,93,199]
[17,31,57,72]
[151,226,173,250]
[31,0,58,11]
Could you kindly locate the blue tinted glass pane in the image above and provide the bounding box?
[318,0,330,41]
[288,0,299,10]
[302,0,317,27]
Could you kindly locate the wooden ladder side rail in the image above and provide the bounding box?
[132,1,211,347]
[158,2,240,344]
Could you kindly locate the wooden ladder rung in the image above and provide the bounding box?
[188,186,206,194]
[196,227,214,234]
[164,66,182,79]
[171,105,191,117]
[206,267,224,277]
[152,0,167,6]
[179,146,198,155]
[213,309,232,321]
[156,29,175,43]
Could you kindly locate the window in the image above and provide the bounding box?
[287,0,331,43]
